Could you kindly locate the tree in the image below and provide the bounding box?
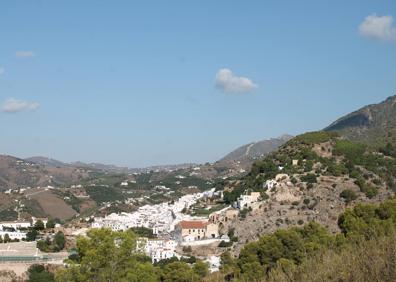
[55,228,157,282]
[161,261,198,282]
[54,232,65,250]
[26,229,38,241]
[27,264,54,282]
[3,234,11,243]
[46,218,56,229]
[34,220,45,231]
[193,260,209,277]
[340,189,358,204]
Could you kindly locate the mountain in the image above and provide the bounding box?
[25,156,69,168]
[325,95,396,146]
[219,135,293,163]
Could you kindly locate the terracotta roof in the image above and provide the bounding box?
[178,220,207,229]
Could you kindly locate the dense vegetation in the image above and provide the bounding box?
[220,198,396,281]
[56,228,209,282]
[37,231,65,252]
[27,264,54,282]
[85,185,125,204]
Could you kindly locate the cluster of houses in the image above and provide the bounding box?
[92,191,208,234]
[91,188,239,262]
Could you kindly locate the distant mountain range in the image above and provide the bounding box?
[325,95,396,146]
[24,157,196,174]
[219,135,293,163]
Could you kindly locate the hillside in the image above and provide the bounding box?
[221,131,396,254]
[219,135,293,163]
[0,155,90,191]
[325,95,396,147]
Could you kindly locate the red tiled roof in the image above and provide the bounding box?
[178,220,207,229]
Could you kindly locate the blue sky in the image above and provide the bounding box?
[1,1,396,167]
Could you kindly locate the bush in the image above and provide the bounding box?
[27,264,54,282]
[300,174,317,184]
[219,240,233,247]
[340,189,358,204]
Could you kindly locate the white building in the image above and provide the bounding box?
[235,192,261,209]
[0,231,26,240]
[0,221,31,231]
[139,238,177,263]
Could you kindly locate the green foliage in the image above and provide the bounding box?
[3,233,11,243]
[27,264,54,282]
[56,228,158,282]
[130,227,155,238]
[267,232,396,282]
[34,220,45,231]
[340,189,358,204]
[26,229,38,241]
[293,131,338,145]
[46,218,56,229]
[224,199,396,281]
[192,260,209,277]
[85,186,125,204]
[161,261,198,282]
[338,199,396,240]
[300,174,317,184]
[237,222,335,278]
[219,240,233,247]
[380,142,396,157]
[37,232,65,252]
[0,207,18,221]
[333,140,367,163]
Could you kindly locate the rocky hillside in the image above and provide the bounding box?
[221,131,396,254]
[219,135,293,163]
[0,155,90,191]
[325,95,396,147]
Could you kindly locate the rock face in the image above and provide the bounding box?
[325,95,396,146]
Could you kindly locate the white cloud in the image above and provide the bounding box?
[1,98,40,113]
[359,14,396,41]
[0,68,4,75]
[15,51,35,58]
[215,68,258,93]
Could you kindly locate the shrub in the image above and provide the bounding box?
[340,189,358,204]
[300,174,317,184]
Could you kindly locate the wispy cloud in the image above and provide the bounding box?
[359,14,396,41]
[0,68,4,75]
[1,98,40,113]
[215,68,258,93]
[15,51,36,58]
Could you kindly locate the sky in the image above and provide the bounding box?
[1,1,396,167]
